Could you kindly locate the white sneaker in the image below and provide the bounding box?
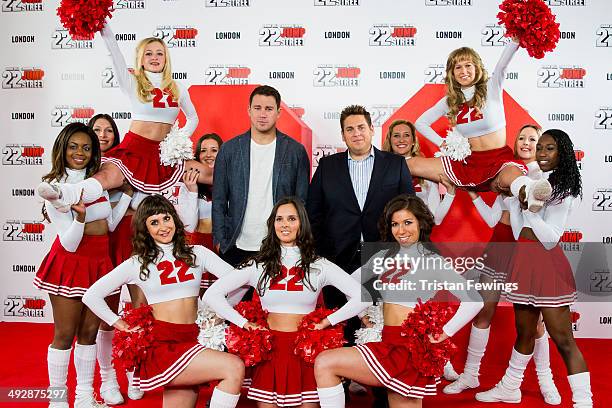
[540,386,561,405]
[74,394,109,408]
[443,373,479,394]
[37,182,71,213]
[475,382,521,403]
[526,179,552,212]
[127,385,144,400]
[100,381,124,405]
[443,362,460,382]
[348,380,368,394]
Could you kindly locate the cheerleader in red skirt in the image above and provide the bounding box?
[203,197,370,407]
[178,133,224,296]
[446,125,561,404]
[38,18,212,211]
[475,129,592,407]
[34,123,131,408]
[83,195,245,408]
[314,195,484,408]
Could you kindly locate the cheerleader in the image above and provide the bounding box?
[34,123,131,408]
[203,197,370,407]
[314,194,483,408]
[82,195,245,408]
[409,38,552,212]
[475,129,592,407]
[89,113,120,153]
[382,119,455,226]
[38,19,211,211]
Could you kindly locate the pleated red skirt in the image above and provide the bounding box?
[478,222,516,280]
[108,214,133,267]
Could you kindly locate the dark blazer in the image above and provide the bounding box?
[306,147,413,270]
[212,129,310,253]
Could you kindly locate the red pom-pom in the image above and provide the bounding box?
[400,300,458,378]
[570,311,581,323]
[225,299,273,367]
[112,305,155,372]
[294,308,347,364]
[497,0,560,59]
[57,0,114,40]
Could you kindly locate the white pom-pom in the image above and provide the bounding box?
[196,306,227,350]
[434,128,472,161]
[159,122,193,166]
[355,327,382,344]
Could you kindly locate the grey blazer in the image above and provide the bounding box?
[212,129,310,253]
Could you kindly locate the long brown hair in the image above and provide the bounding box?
[131,195,196,281]
[239,197,319,295]
[445,47,488,127]
[382,119,424,187]
[88,113,121,150]
[194,133,223,200]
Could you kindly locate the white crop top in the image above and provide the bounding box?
[203,246,371,328]
[352,244,483,337]
[415,41,519,146]
[414,178,455,225]
[100,24,198,136]
[83,244,234,326]
[177,186,212,233]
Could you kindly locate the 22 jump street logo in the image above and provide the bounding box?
[2,67,44,88]
[205,0,250,6]
[259,25,306,46]
[2,145,44,165]
[481,24,510,46]
[369,25,416,46]
[288,105,305,119]
[560,229,582,251]
[51,106,95,127]
[593,189,612,211]
[424,64,445,84]
[595,107,612,129]
[370,105,400,127]
[574,149,584,170]
[1,0,42,12]
[591,270,612,293]
[204,65,250,85]
[154,26,198,48]
[113,0,145,9]
[101,67,119,88]
[314,0,359,6]
[4,296,46,318]
[596,25,612,47]
[537,66,586,88]
[3,220,44,242]
[51,28,93,49]
[313,144,344,168]
[544,0,585,6]
[313,65,360,87]
[425,0,472,5]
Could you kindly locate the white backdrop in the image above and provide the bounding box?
[1,0,611,337]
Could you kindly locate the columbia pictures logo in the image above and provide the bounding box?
[369,105,399,127]
[596,25,612,47]
[424,64,445,84]
[52,106,95,127]
[154,26,198,48]
[591,270,612,293]
[113,0,146,9]
[537,66,586,88]
[204,66,251,85]
[3,220,45,242]
[481,24,509,46]
[595,107,612,130]
[314,0,359,6]
[102,67,119,88]
[2,145,44,165]
[1,0,42,12]
[205,0,250,6]
[425,0,472,5]
[369,25,416,46]
[4,296,46,318]
[313,65,360,87]
[593,189,612,211]
[259,25,306,46]
[51,28,93,49]
[2,67,44,88]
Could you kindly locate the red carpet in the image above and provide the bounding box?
[1,306,608,407]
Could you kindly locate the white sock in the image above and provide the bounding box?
[510,175,532,198]
[463,325,490,378]
[568,372,592,408]
[317,383,346,408]
[96,330,117,386]
[47,346,71,393]
[61,178,103,204]
[209,387,240,408]
[500,348,533,391]
[534,332,555,391]
[74,343,97,400]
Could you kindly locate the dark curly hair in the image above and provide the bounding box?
[541,129,582,203]
[238,197,319,295]
[131,195,196,281]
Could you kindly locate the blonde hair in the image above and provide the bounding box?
[445,47,488,127]
[133,37,179,104]
[383,119,423,186]
[513,124,542,159]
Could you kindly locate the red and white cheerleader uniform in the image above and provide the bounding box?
[203,246,370,407]
[415,41,528,191]
[107,190,135,267]
[82,244,238,391]
[413,177,454,225]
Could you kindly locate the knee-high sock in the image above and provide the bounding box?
[568,372,593,408]
[533,332,556,390]
[61,178,103,205]
[96,330,117,386]
[500,348,533,391]
[74,344,97,400]
[463,325,490,378]
[318,383,346,408]
[209,387,240,408]
[47,346,71,393]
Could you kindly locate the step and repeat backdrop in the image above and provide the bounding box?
[1,0,611,336]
